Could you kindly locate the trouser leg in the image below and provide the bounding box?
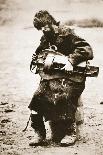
[75,97,84,140]
[75,97,84,125]
[29,113,46,146]
[60,120,77,146]
[50,119,74,143]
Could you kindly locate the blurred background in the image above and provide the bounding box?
[0,0,103,27]
[0,1,103,155]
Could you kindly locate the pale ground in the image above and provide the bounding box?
[0,0,103,155]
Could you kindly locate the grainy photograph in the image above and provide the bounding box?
[0,0,103,155]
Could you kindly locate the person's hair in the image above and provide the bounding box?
[33,10,59,30]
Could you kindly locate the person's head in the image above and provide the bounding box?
[33,10,59,30]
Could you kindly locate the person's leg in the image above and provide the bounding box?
[75,97,84,140]
[29,112,46,146]
[49,119,66,144]
[50,119,77,146]
[60,120,77,146]
[75,97,84,125]
[28,79,56,146]
[60,80,85,146]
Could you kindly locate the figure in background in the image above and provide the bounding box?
[28,10,93,146]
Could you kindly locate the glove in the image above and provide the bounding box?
[32,53,37,61]
[30,54,37,71]
[61,60,73,71]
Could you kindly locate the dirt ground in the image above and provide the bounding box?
[0,0,103,155]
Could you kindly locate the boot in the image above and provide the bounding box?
[29,114,46,146]
[60,134,77,146]
[49,120,68,144]
[60,122,77,146]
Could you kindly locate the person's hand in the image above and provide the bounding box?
[61,59,73,71]
[30,53,37,71]
[53,55,73,71]
[32,53,37,61]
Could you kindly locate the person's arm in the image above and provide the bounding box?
[35,35,49,55]
[31,35,49,63]
[68,34,94,66]
[30,35,49,71]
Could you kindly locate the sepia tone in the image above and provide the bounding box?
[0,0,103,155]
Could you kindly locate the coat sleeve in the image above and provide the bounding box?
[68,35,94,66]
[35,35,49,55]
[30,35,49,71]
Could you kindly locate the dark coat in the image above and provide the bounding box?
[34,25,93,82]
[29,25,93,121]
[35,25,93,65]
[28,78,85,121]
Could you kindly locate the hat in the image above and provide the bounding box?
[33,10,59,30]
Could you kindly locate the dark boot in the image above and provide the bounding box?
[60,122,77,146]
[29,114,46,146]
[50,120,68,144]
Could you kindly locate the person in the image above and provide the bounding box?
[28,10,93,146]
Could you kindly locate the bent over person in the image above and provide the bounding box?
[28,10,93,146]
